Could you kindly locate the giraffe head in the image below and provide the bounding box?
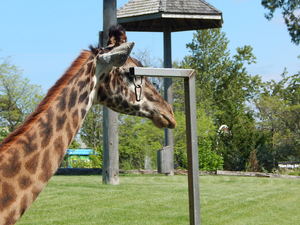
[93,42,176,129]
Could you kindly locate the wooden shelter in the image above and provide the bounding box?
[117,0,222,32]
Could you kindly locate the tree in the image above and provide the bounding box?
[0,59,43,132]
[173,109,223,171]
[255,71,300,168]
[177,29,261,170]
[79,104,103,149]
[261,0,300,45]
[119,115,164,170]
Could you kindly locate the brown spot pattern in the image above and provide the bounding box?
[17,132,38,155]
[68,89,78,111]
[85,96,89,106]
[81,109,87,119]
[66,122,73,145]
[0,149,21,178]
[72,110,79,130]
[104,75,109,84]
[0,182,17,211]
[4,210,16,225]
[144,92,157,102]
[98,88,107,102]
[18,176,32,190]
[56,113,67,131]
[57,88,68,112]
[79,91,88,103]
[129,92,136,102]
[121,100,129,109]
[77,80,86,90]
[54,136,65,164]
[25,152,40,174]
[38,108,54,148]
[38,149,52,182]
[86,62,93,74]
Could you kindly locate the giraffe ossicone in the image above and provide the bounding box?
[0,42,176,225]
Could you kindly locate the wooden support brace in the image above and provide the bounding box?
[130,67,201,225]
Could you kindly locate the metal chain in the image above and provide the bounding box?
[133,76,143,102]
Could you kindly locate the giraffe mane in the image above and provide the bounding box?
[0,50,92,152]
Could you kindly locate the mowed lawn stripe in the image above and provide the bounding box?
[17,175,300,225]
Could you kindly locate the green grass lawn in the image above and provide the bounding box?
[17,175,300,225]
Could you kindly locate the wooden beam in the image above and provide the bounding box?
[129,67,194,78]
[130,67,201,225]
[184,72,201,225]
[101,0,119,185]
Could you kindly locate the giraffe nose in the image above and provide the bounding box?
[167,116,177,129]
[109,42,135,56]
[124,42,135,53]
[116,42,135,56]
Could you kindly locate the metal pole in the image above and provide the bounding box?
[184,73,200,225]
[163,30,174,175]
[101,0,119,185]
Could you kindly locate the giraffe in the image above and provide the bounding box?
[0,42,176,225]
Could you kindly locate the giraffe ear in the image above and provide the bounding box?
[97,42,134,67]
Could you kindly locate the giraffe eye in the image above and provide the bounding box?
[124,72,134,82]
[144,92,157,102]
[153,82,159,89]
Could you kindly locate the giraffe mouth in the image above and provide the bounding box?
[152,113,176,129]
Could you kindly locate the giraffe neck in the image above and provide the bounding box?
[0,51,97,225]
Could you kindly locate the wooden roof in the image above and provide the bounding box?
[117,0,223,32]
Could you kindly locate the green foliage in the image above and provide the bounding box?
[262,0,300,45]
[199,139,224,171]
[288,170,300,176]
[246,149,260,172]
[79,104,103,149]
[0,59,42,131]
[0,126,9,142]
[69,157,94,168]
[175,29,261,171]
[174,109,223,171]
[255,72,300,169]
[69,139,81,149]
[119,115,163,170]
[90,153,103,168]
[66,151,102,169]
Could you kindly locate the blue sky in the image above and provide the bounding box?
[0,0,299,91]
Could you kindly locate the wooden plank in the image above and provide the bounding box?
[129,67,194,78]
[184,73,201,225]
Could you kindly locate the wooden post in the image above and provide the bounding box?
[184,73,201,225]
[163,30,174,175]
[101,0,119,185]
[157,146,173,174]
